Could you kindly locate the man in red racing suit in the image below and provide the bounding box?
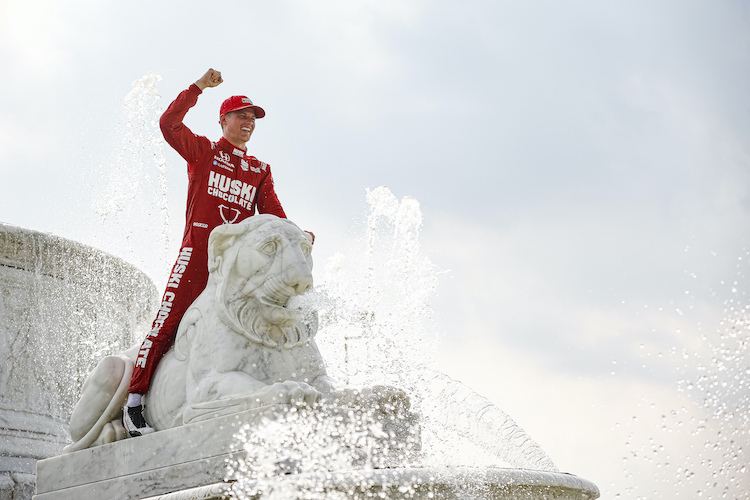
[123,68,297,436]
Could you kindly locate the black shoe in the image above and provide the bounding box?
[123,405,155,437]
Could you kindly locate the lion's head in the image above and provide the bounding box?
[206,215,317,349]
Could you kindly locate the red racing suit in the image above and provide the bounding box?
[129,84,287,395]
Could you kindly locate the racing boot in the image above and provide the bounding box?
[123,405,155,437]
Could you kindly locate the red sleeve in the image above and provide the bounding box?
[256,165,287,218]
[159,84,211,166]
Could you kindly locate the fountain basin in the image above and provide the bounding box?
[141,468,600,500]
[0,223,157,499]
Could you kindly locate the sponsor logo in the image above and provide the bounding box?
[242,98,252,104]
[219,205,241,224]
[212,160,234,172]
[193,222,208,228]
[207,171,257,209]
[240,159,249,171]
[135,247,193,368]
[232,148,245,157]
[166,247,193,289]
[213,151,234,172]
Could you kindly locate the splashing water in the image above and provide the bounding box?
[317,187,555,470]
[314,187,438,388]
[226,186,557,498]
[228,405,415,500]
[620,250,749,499]
[679,273,750,499]
[92,72,172,286]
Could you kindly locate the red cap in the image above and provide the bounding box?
[219,96,266,119]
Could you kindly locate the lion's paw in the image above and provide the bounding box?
[255,380,321,408]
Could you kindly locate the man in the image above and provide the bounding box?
[123,68,307,436]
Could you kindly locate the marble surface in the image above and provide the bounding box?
[38,406,281,495]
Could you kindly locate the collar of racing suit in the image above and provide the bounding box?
[217,137,248,158]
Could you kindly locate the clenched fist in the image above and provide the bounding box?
[195,68,223,90]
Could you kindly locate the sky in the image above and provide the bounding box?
[2,0,750,498]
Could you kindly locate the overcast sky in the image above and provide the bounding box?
[2,1,749,498]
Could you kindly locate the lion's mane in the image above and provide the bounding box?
[206,215,317,349]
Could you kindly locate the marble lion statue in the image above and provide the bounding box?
[64,215,412,453]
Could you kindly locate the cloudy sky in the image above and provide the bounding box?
[2,1,749,498]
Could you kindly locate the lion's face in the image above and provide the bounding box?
[209,216,316,348]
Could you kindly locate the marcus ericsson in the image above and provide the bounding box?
[123,68,311,436]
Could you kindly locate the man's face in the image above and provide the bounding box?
[221,108,256,147]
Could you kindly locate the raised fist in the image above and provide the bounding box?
[196,68,223,90]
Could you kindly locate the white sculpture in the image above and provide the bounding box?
[64,215,411,453]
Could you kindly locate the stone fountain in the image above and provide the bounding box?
[1,197,599,499]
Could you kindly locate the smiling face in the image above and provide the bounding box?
[221,108,256,148]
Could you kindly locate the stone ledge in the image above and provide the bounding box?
[138,467,601,500]
[35,405,285,496]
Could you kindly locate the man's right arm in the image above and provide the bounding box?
[159,85,208,163]
[159,69,223,163]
